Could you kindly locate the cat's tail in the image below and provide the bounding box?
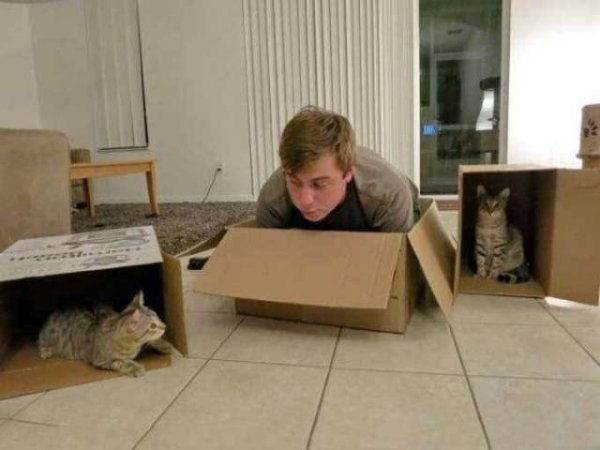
[497,263,531,284]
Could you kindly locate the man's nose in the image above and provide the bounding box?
[297,187,314,207]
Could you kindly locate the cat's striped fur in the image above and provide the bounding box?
[475,185,530,284]
[38,291,172,377]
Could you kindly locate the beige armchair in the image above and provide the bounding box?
[0,128,72,251]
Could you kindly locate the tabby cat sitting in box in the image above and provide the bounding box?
[474,185,530,284]
[38,291,173,377]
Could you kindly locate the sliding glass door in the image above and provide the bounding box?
[420,0,504,194]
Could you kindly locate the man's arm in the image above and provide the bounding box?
[256,193,286,228]
[371,178,416,232]
[255,169,288,228]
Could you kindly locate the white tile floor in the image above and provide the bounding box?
[1,212,599,449]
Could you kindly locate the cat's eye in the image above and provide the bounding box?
[150,323,157,329]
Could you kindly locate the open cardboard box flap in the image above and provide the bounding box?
[194,227,403,309]
[408,199,456,318]
[546,169,600,304]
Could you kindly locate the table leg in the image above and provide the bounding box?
[83,178,95,217]
[146,162,160,216]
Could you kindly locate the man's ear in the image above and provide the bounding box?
[343,166,355,183]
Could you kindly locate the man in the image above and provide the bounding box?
[256,106,418,232]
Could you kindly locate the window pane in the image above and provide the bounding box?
[420,0,503,194]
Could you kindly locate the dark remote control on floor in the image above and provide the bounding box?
[188,256,209,270]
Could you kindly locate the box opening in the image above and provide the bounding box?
[1,263,166,358]
[458,170,545,297]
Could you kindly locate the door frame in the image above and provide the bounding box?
[414,0,511,196]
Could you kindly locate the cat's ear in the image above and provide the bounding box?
[476,185,487,199]
[129,291,144,310]
[499,187,510,202]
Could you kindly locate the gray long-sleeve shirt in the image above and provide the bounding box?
[256,147,419,232]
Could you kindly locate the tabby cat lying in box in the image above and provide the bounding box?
[474,185,531,284]
[38,291,173,377]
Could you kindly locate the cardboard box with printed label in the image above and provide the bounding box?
[0,226,187,400]
[193,166,599,331]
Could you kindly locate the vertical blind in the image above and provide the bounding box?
[242,0,416,194]
[84,0,148,149]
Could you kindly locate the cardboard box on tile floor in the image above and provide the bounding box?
[192,165,599,332]
[192,198,446,333]
[453,165,600,306]
[0,226,188,400]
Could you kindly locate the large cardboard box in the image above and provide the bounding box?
[193,199,453,332]
[0,226,187,400]
[449,165,600,306]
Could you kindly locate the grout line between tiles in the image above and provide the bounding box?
[448,323,492,450]
[306,326,342,450]
[132,316,247,449]
[3,417,59,428]
[469,373,600,384]
[131,359,210,450]
[210,357,330,369]
[539,302,600,367]
[324,366,466,377]
[9,391,48,420]
[209,357,471,378]
[451,321,560,328]
[207,315,248,359]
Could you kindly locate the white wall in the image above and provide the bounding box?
[508,0,600,167]
[29,0,96,149]
[0,3,41,128]
[17,0,253,203]
[6,0,599,202]
[135,0,253,202]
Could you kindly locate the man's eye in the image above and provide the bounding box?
[312,181,329,189]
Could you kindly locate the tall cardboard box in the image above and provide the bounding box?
[0,226,187,400]
[418,166,600,311]
[193,199,454,332]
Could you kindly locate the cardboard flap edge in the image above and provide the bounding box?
[408,201,456,318]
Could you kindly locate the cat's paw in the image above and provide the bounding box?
[39,347,53,359]
[476,268,487,278]
[148,338,174,355]
[112,359,146,377]
[129,363,146,377]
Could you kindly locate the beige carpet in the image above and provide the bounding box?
[72,202,256,255]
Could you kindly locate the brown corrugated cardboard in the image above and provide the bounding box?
[193,199,442,333]
[0,227,187,400]
[454,165,600,305]
[195,228,403,309]
[545,169,600,304]
[407,202,457,318]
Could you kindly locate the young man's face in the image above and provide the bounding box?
[284,153,353,222]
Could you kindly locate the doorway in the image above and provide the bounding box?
[419,0,505,195]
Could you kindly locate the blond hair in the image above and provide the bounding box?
[278,106,356,174]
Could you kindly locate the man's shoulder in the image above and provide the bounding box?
[257,167,292,224]
[259,168,286,202]
[354,147,415,204]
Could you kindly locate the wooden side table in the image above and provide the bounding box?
[70,159,160,217]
